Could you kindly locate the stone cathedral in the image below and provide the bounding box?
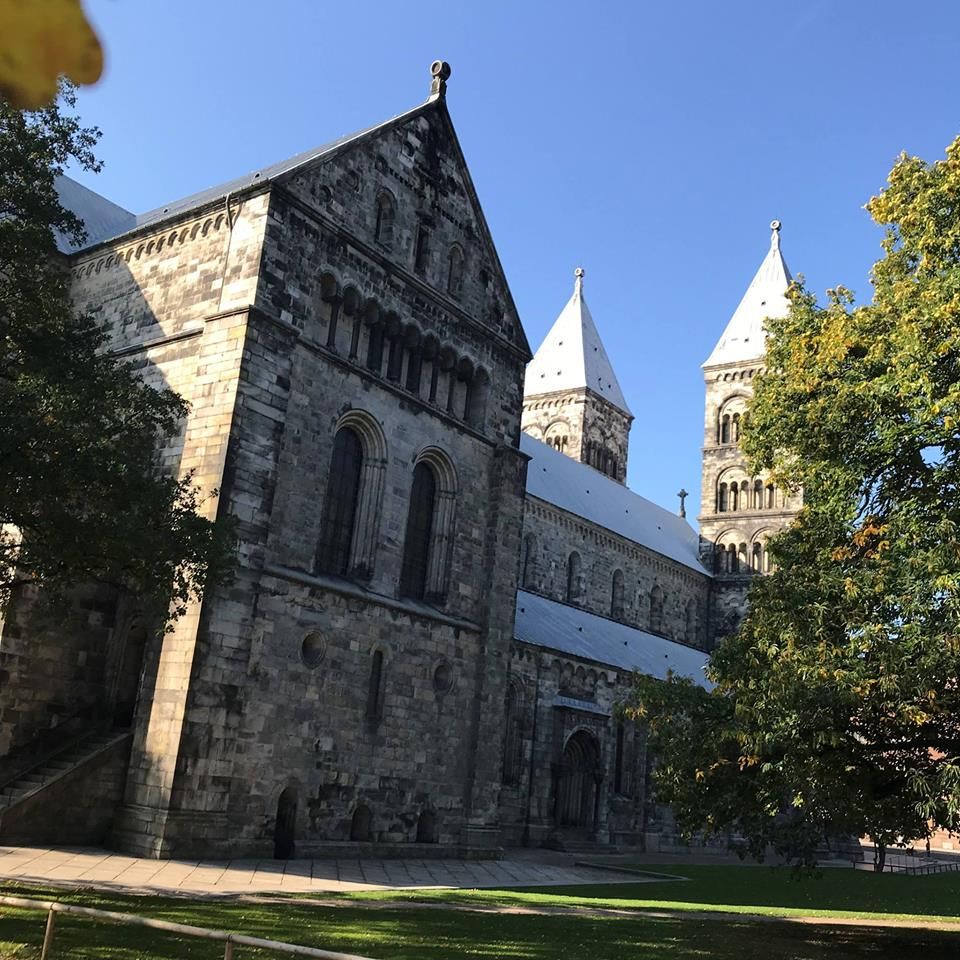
[0,63,799,857]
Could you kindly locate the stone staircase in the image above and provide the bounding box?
[0,729,130,815]
[548,829,618,855]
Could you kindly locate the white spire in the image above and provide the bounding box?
[703,220,793,368]
[525,268,631,415]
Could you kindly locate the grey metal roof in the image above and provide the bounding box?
[56,102,427,253]
[514,590,710,687]
[54,175,136,252]
[525,269,631,415]
[703,221,793,368]
[521,432,709,575]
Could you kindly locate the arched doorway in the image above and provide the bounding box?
[114,621,147,727]
[556,730,602,831]
[274,787,297,859]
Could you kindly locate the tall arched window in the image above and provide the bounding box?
[447,245,464,298]
[399,462,437,600]
[649,584,664,633]
[753,479,763,509]
[566,551,581,604]
[685,599,697,644]
[610,569,625,620]
[740,480,749,511]
[720,415,730,444]
[374,191,395,246]
[366,649,384,719]
[732,412,741,442]
[727,543,738,572]
[521,533,537,589]
[738,542,748,570]
[316,428,363,576]
[718,482,728,512]
[730,484,739,511]
[766,483,775,509]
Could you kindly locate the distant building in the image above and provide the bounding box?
[0,64,797,856]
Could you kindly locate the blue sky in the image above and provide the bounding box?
[78,0,960,518]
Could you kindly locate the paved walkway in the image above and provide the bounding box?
[0,846,654,895]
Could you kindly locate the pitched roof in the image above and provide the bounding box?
[703,221,793,368]
[514,590,710,687]
[53,175,136,252]
[55,101,432,253]
[521,432,709,575]
[524,268,631,415]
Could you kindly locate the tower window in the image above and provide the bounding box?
[447,245,464,297]
[366,649,384,719]
[649,585,664,633]
[610,569,625,620]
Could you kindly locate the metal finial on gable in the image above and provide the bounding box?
[574,266,585,296]
[770,219,782,251]
[429,60,452,100]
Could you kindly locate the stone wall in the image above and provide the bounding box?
[498,642,648,847]
[698,360,800,643]
[522,389,632,484]
[521,497,711,650]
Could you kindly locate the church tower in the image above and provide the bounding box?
[699,221,801,642]
[522,268,633,483]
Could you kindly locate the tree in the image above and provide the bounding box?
[0,83,232,625]
[628,137,960,870]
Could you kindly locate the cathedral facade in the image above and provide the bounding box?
[0,64,797,857]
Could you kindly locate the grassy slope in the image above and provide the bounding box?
[0,876,959,960]
[340,863,960,922]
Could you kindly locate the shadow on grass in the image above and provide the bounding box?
[1,883,960,959]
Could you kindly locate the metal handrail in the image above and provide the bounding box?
[0,895,382,960]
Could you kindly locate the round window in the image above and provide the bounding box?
[432,660,453,694]
[301,631,327,669]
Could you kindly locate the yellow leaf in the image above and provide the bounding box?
[0,0,103,109]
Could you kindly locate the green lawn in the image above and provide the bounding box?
[1,870,959,959]
[341,862,960,923]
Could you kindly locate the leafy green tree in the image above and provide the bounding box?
[0,83,232,624]
[629,137,960,870]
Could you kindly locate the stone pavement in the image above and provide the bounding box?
[0,846,655,895]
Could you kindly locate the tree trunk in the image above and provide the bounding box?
[874,841,886,873]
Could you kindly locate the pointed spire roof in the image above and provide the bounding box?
[703,220,793,368]
[525,268,631,415]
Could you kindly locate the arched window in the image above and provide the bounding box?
[732,412,741,442]
[718,482,728,512]
[685,599,697,644]
[730,484,739,511]
[738,542,748,570]
[720,415,730,444]
[566,551,581,604]
[374,192,395,246]
[740,480,749,511]
[521,533,537,589]
[502,682,523,786]
[316,427,363,576]
[610,569,625,620]
[728,543,738,573]
[447,245,464,297]
[414,223,431,273]
[399,450,457,603]
[753,479,763,509]
[350,805,372,841]
[649,584,664,633]
[399,462,437,600]
[766,483,775,509]
[366,650,384,719]
[764,545,772,573]
[366,322,385,372]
